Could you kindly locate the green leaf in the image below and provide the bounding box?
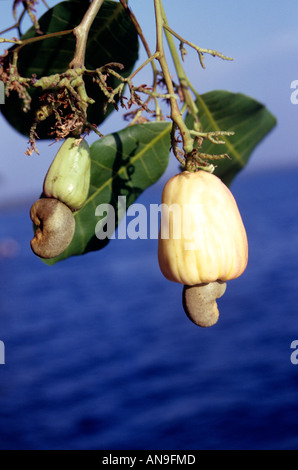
[185,90,277,185]
[43,121,171,265]
[1,0,139,138]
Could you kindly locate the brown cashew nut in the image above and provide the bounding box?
[30,198,75,259]
[182,281,227,327]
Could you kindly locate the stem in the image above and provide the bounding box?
[69,0,105,69]
[13,29,73,54]
[163,23,234,68]
[128,52,159,81]
[0,7,26,36]
[41,0,50,8]
[160,3,199,121]
[119,0,162,119]
[154,0,194,155]
[0,38,22,44]
[119,0,153,64]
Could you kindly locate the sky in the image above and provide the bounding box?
[0,0,297,205]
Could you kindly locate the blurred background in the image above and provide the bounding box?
[0,0,298,450]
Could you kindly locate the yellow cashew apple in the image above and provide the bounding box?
[158,170,248,285]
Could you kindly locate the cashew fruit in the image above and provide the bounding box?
[158,170,248,286]
[43,137,91,211]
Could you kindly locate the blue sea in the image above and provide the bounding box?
[0,167,298,450]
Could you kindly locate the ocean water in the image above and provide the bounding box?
[0,167,298,450]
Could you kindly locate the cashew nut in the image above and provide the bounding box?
[182,281,227,327]
[30,198,75,259]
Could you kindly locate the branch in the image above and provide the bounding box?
[160,3,199,123]
[163,24,233,69]
[69,0,105,69]
[0,37,22,44]
[12,29,73,55]
[0,7,26,36]
[119,0,162,120]
[154,0,194,156]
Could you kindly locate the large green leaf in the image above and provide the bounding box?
[185,90,277,185]
[44,121,171,265]
[1,0,139,138]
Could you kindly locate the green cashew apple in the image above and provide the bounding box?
[43,137,91,211]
